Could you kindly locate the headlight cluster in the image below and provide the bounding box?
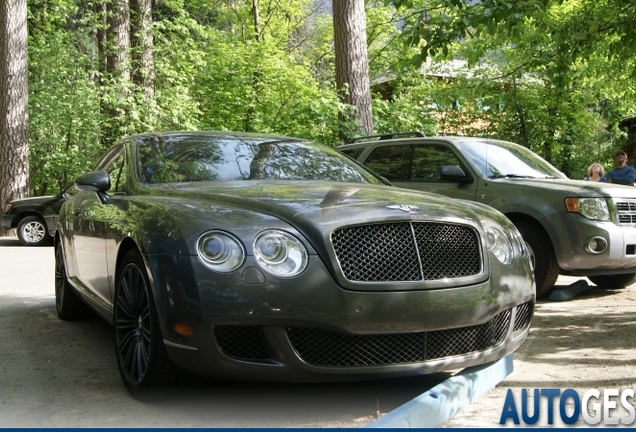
[565,198,610,221]
[196,229,308,277]
[485,226,515,265]
[196,231,245,272]
[254,230,308,277]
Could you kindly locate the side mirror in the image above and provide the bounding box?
[75,171,111,204]
[75,171,111,192]
[437,165,473,184]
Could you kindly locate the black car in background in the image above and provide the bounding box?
[2,185,74,246]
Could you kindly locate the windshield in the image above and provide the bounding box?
[136,134,385,185]
[455,139,567,179]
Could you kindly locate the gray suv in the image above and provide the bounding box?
[338,133,636,298]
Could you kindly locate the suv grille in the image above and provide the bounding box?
[616,200,636,224]
[331,222,482,282]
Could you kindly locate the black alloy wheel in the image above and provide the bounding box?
[114,250,177,396]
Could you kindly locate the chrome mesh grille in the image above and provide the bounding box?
[214,325,269,361]
[512,301,533,332]
[616,200,636,224]
[287,309,511,367]
[331,222,482,282]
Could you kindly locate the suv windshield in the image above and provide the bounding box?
[456,139,566,180]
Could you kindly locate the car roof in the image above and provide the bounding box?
[127,130,309,143]
[337,134,507,149]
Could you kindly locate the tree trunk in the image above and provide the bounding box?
[332,0,374,140]
[101,0,131,147]
[130,0,154,100]
[0,0,29,235]
[245,0,262,132]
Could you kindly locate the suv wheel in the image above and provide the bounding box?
[516,222,560,298]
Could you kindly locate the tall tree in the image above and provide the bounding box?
[130,0,154,100]
[333,0,374,138]
[100,0,131,147]
[0,0,29,235]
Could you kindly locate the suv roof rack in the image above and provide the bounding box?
[347,131,426,144]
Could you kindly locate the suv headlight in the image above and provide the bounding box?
[565,198,610,221]
[254,230,308,277]
[485,226,514,265]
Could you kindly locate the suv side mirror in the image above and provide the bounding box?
[437,166,473,184]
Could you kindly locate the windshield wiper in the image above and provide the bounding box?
[488,174,536,179]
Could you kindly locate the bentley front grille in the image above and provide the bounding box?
[331,222,482,282]
[286,308,511,367]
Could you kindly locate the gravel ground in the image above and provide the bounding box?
[443,276,636,428]
[3,234,634,427]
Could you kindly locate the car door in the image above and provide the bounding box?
[70,144,126,307]
[400,143,478,201]
[360,142,478,201]
[358,144,410,183]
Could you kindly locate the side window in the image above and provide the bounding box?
[409,145,466,182]
[339,147,365,160]
[363,145,409,181]
[94,144,127,193]
[109,154,127,193]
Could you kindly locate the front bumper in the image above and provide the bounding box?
[2,214,13,230]
[148,253,535,382]
[555,212,636,275]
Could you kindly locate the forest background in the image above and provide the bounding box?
[1,0,635,205]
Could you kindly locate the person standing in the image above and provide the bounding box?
[584,163,606,182]
[606,150,636,186]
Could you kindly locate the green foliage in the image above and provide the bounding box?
[25,0,636,196]
[28,27,103,195]
[385,0,636,178]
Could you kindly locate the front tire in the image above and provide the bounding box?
[17,215,50,246]
[114,249,177,397]
[516,222,560,299]
[588,273,636,289]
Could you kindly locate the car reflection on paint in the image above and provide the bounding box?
[55,131,535,396]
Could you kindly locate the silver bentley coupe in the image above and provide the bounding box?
[54,131,535,396]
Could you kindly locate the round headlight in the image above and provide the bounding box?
[196,231,245,272]
[485,226,514,265]
[254,230,308,277]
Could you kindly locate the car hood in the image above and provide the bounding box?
[492,177,636,198]
[147,180,487,230]
[138,181,499,292]
[8,195,57,209]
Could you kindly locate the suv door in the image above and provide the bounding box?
[361,142,478,201]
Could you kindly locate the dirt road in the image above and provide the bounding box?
[443,276,636,428]
[2,235,635,427]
